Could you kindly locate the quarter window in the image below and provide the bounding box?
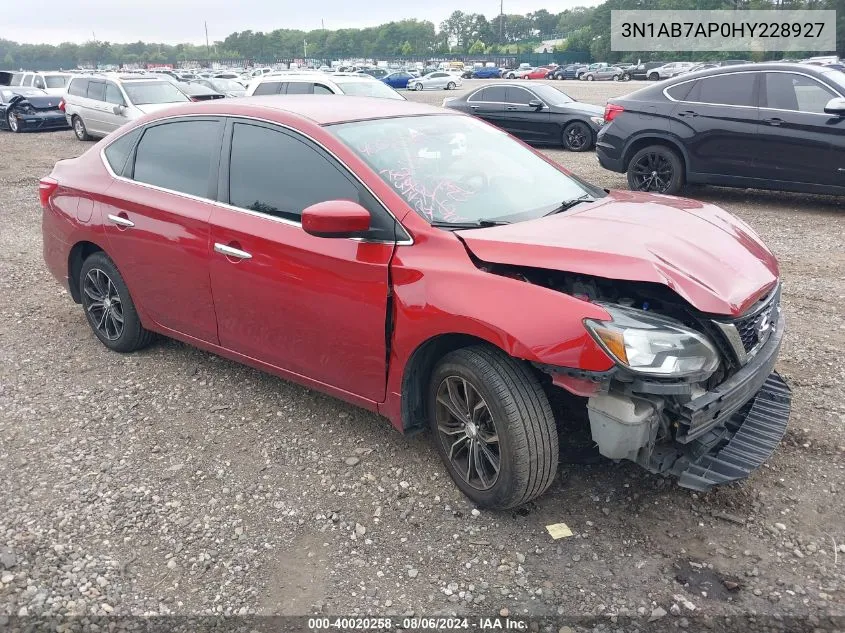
[313,84,333,95]
[104,128,142,176]
[666,81,696,101]
[764,72,837,113]
[132,120,220,198]
[685,73,756,107]
[253,81,282,96]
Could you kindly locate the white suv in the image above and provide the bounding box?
[648,62,695,80]
[63,74,190,141]
[245,73,405,100]
[8,71,72,96]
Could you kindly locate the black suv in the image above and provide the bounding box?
[596,63,845,195]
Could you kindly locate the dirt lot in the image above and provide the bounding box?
[1,79,844,630]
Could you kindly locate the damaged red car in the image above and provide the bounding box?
[40,96,791,509]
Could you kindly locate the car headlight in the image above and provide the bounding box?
[589,116,605,126]
[584,304,719,378]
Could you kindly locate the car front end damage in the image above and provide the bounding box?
[547,283,790,490]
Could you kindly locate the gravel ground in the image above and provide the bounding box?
[1,79,843,630]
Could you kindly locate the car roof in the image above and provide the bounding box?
[164,94,451,125]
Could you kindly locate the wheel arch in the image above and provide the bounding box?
[621,134,689,175]
[67,240,106,303]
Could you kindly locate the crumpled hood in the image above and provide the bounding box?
[16,95,62,110]
[458,190,779,317]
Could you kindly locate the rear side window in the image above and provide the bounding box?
[87,81,106,101]
[764,72,837,113]
[68,79,89,97]
[285,82,313,95]
[253,81,282,96]
[133,120,220,198]
[104,128,142,176]
[33,76,46,89]
[228,122,359,223]
[686,73,756,107]
[45,75,69,89]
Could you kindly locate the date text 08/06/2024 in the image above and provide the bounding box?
[308,616,528,630]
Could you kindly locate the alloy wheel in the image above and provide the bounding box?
[7,111,18,132]
[435,375,500,491]
[565,124,589,151]
[83,268,125,341]
[630,152,674,192]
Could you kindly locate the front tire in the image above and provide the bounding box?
[79,252,154,353]
[72,115,91,141]
[6,109,22,133]
[562,121,593,152]
[447,81,456,90]
[414,83,423,91]
[428,346,558,509]
[587,74,595,81]
[626,144,684,194]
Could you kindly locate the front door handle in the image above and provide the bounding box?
[763,117,783,126]
[505,106,519,111]
[214,242,252,260]
[469,105,479,109]
[677,110,699,118]
[107,213,134,228]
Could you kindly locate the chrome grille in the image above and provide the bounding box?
[712,287,780,365]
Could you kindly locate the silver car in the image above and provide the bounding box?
[407,72,462,91]
[64,74,190,141]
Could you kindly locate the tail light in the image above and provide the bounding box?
[58,98,65,111]
[39,177,58,209]
[604,103,625,122]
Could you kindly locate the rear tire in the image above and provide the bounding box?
[72,115,91,141]
[428,345,558,509]
[447,81,456,90]
[626,144,684,194]
[79,252,155,353]
[648,72,660,81]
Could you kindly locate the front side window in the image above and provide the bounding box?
[22,75,34,87]
[132,120,220,197]
[506,87,535,105]
[228,122,359,223]
[285,82,313,94]
[764,72,837,113]
[331,115,592,226]
[686,73,756,107]
[105,83,124,105]
[122,81,190,106]
[33,76,46,89]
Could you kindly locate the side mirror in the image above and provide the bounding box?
[823,97,845,116]
[528,99,544,110]
[301,200,371,238]
[112,104,125,115]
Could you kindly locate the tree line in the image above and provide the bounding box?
[2,0,842,70]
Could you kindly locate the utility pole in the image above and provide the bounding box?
[304,40,308,59]
[499,0,504,44]
[205,21,210,56]
[322,18,325,30]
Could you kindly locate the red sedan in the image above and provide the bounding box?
[526,66,555,79]
[41,96,790,509]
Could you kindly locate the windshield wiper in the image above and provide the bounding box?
[430,219,511,230]
[543,194,595,216]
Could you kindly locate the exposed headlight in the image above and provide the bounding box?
[584,304,719,378]
[589,116,605,126]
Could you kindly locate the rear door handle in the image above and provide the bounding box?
[677,110,699,118]
[107,214,134,228]
[214,242,252,260]
[505,106,518,111]
[469,105,479,109]
[763,117,783,126]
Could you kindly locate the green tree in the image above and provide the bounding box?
[3,52,14,67]
[468,39,486,54]
[400,40,413,56]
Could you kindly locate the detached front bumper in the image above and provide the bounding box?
[13,111,69,131]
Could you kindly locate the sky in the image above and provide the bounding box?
[4,0,599,45]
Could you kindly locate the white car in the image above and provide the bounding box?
[246,72,405,99]
[407,72,462,91]
[647,62,695,80]
[8,71,72,96]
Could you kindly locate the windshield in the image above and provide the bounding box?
[528,84,574,105]
[333,78,404,100]
[821,68,845,91]
[211,78,244,92]
[331,115,591,225]
[44,75,69,88]
[123,81,190,105]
